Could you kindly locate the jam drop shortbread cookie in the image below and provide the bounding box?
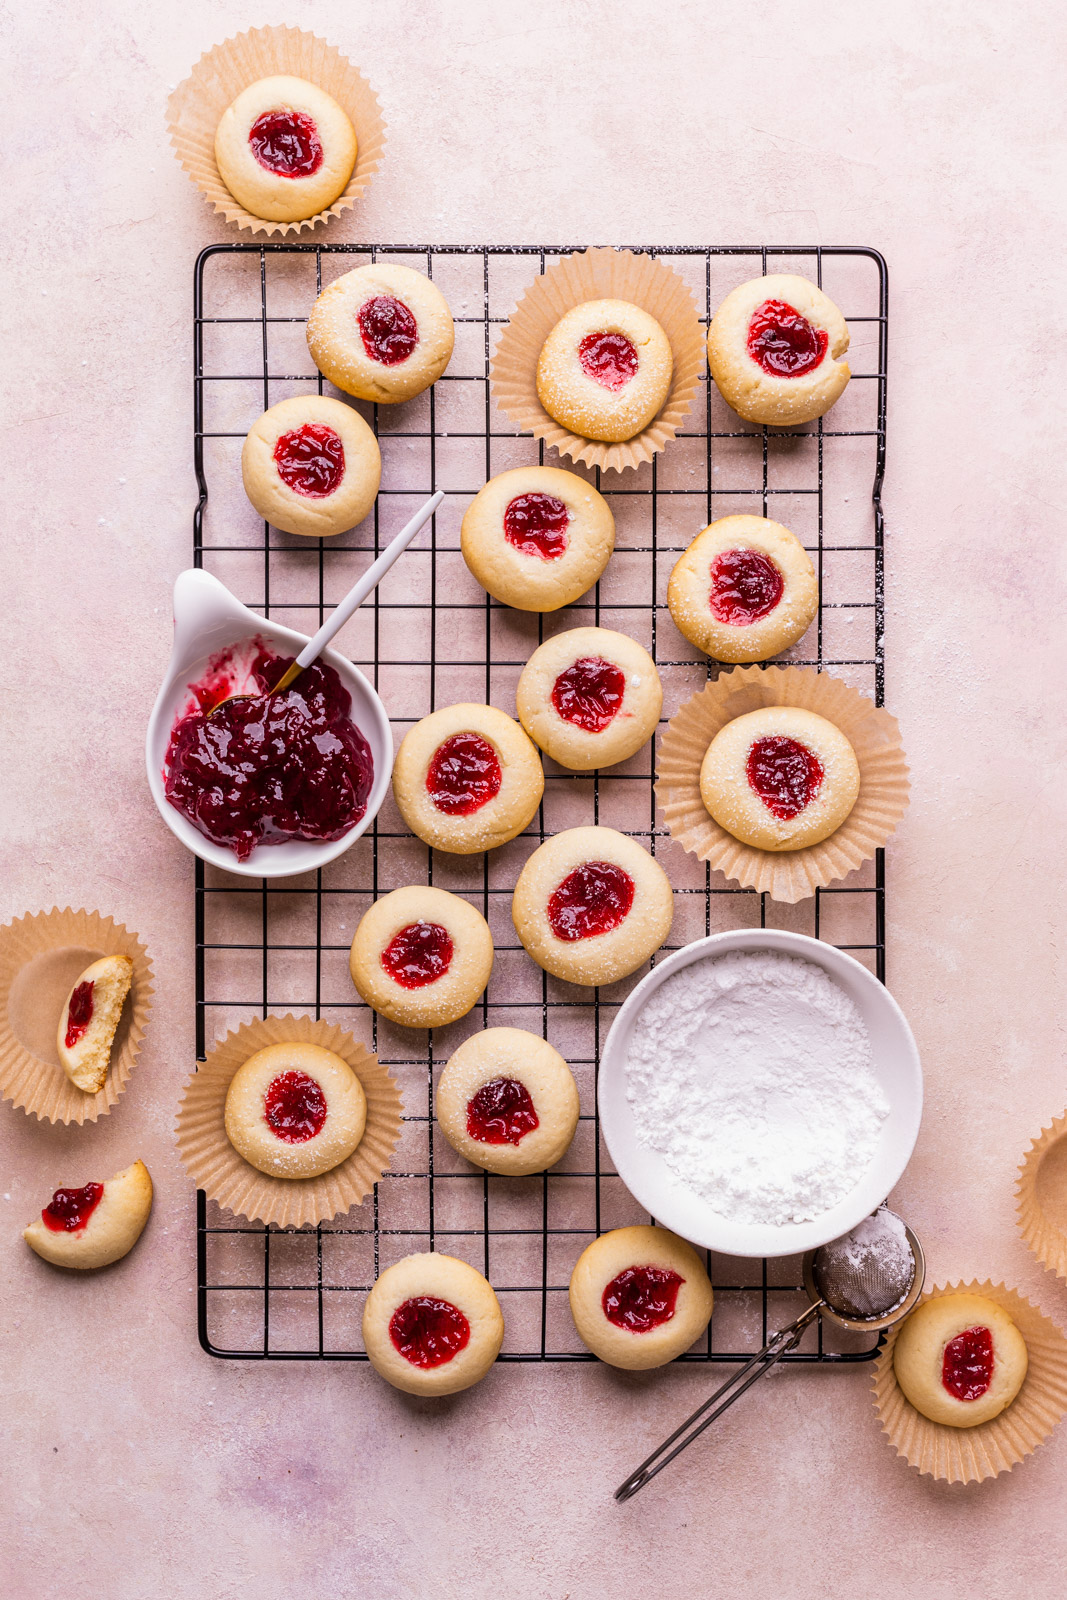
[707,274,850,426]
[668,515,818,664]
[512,826,673,987]
[537,298,673,443]
[241,394,380,538]
[307,263,454,404]
[214,75,357,223]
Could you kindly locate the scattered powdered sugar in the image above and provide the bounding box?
[626,951,889,1225]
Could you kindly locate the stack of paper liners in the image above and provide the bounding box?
[491,247,706,474]
[1017,1111,1067,1281]
[872,1280,1067,1483]
[0,907,153,1125]
[166,24,387,236]
[175,1013,403,1228]
[656,664,910,904]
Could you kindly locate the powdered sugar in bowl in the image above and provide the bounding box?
[598,929,922,1258]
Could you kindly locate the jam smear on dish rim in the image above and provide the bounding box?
[578,331,638,392]
[426,733,502,816]
[466,1077,540,1146]
[273,424,345,498]
[941,1324,995,1401]
[551,656,626,733]
[547,861,635,941]
[503,493,570,560]
[746,736,824,820]
[43,1183,105,1233]
[390,1296,471,1368]
[264,1071,328,1143]
[709,548,784,627]
[381,921,454,989]
[248,110,324,178]
[358,296,419,366]
[602,1266,683,1332]
[165,644,374,862]
[747,299,828,378]
[64,981,95,1049]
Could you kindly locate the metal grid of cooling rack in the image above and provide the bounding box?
[192,242,888,1363]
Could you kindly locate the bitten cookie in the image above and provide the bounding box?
[893,1294,1029,1428]
[392,703,544,854]
[512,826,673,987]
[224,1042,367,1180]
[537,298,673,442]
[436,1028,580,1176]
[362,1252,505,1395]
[460,467,615,612]
[23,1161,153,1271]
[241,394,381,538]
[516,627,662,771]
[667,516,818,663]
[306,263,454,404]
[349,886,494,1029]
[569,1226,714,1369]
[57,954,133,1094]
[707,274,850,426]
[214,75,357,223]
[700,706,860,852]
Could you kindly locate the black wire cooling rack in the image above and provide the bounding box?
[192,242,888,1364]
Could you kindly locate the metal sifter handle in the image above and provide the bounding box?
[614,1300,825,1502]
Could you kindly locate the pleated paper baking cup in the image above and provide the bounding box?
[872,1279,1067,1484]
[166,25,387,236]
[175,1013,402,1228]
[490,247,706,474]
[0,907,153,1125]
[656,665,910,903]
[1017,1111,1067,1281]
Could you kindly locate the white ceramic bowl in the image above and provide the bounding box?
[145,570,392,879]
[598,928,923,1258]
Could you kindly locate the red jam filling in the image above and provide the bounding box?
[64,981,95,1050]
[389,1296,471,1368]
[551,656,626,733]
[602,1266,684,1333]
[248,110,324,178]
[747,299,828,378]
[466,1077,540,1146]
[746,736,824,820]
[547,861,635,942]
[42,1183,104,1234]
[941,1325,995,1402]
[709,547,784,626]
[426,733,502,816]
[502,493,570,561]
[273,423,345,499]
[578,331,638,391]
[381,921,454,989]
[358,296,419,366]
[165,645,374,862]
[263,1070,328,1143]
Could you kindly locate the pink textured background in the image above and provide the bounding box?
[4,3,1066,1594]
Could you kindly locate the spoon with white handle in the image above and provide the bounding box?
[211,490,443,711]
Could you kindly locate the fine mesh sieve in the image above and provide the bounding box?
[615,1209,925,1502]
[806,1207,922,1329]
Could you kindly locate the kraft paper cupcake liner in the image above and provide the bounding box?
[166,25,387,237]
[655,665,910,904]
[1017,1111,1067,1281]
[0,907,154,1125]
[872,1279,1067,1484]
[490,247,706,474]
[175,1013,403,1228]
